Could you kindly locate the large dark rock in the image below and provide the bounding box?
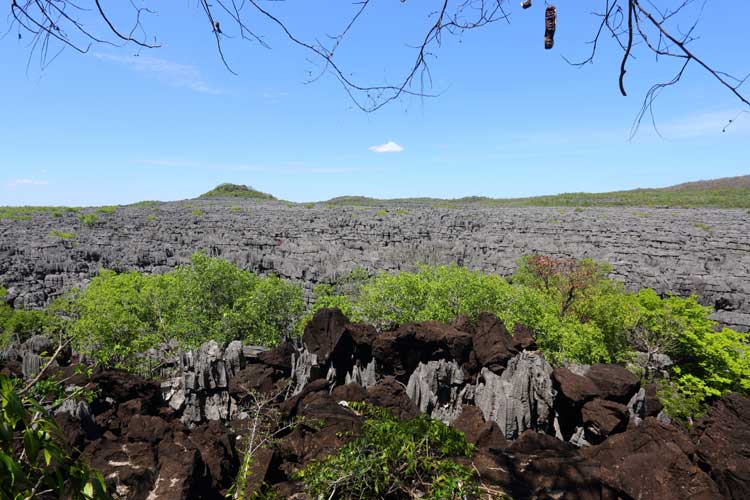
[585,364,640,403]
[691,393,750,499]
[581,418,721,499]
[471,312,518,372]
[302,308,350,363]
[372,321,473,379]
[452,405,508,450]
[581,399,629,443]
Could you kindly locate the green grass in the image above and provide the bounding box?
[694,222,712,232]
[49,230,75,240]
[198,183,275,200]
[191,208,204,216]
[145,214,157,222]
[375,209,388,216]
[96,206,118,214]
[230,206,244,213]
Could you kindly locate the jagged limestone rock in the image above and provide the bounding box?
[406,359,466,424]
[345,359,378,389]
[291,348,318,395]
[2,203,747,331]
[474,351,556,439]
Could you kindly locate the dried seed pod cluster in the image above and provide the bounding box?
[545,5,557,49]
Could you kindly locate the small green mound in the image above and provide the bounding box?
[198,183,275,200]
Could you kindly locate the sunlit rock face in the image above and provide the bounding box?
[1,200,748,330]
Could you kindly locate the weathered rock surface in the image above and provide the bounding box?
[1,201,748,331]
[3,308,750,499]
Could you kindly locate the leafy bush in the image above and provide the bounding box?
[0,375,108,500]
[50,229,76,240]
[78,214,98,227]
[295,402,476,500]
[95,206,117,215]
[67,253,305,370]
[1,309,54,348]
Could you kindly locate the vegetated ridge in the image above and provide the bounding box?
[198,183,276,200]
[321,175,750,209]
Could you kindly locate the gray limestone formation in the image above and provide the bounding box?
[0,201,748,331]
[159,340,264,425]
[406,359,466,424]
[474,352,557,439]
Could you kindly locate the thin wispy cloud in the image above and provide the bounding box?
[369,141,404,153]
[7,179,49,187]
[93,53,222,95]
[656,110,750,139]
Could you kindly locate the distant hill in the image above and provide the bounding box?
[198,183,275,200]
[323,175,750,209]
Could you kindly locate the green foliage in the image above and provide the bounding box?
[145,214,157,222]
[694,222,712,232]
[199,183,275,200]
[230,206,244,213]
[95,206,117,215]
[78,214,99,228]
[375,209,388,216]
[395,208,409,215]
[305,259,749,418]
[295,403,476,500]
[1,310,53,348]
[50,229,76,240]
[0,375,108,500]
[191,208,204,216]
[67,253,305,370]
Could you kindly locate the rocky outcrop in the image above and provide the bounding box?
[1,201,748,331]
[4,308,750,499]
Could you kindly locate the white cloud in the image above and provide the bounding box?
[93,53,222,95]
[7,179,49,187]
[368,141,404,153]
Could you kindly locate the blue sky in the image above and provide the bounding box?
[0,1,748,205]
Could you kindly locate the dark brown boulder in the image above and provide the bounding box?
[154,431,207,498]
[471,312,517,372]
[302,308,349,363]
[365,376,419,420]
[124,414,170,443]
[581,418,721,500]
[372,321,473,378]
[553,367,600,404]
[452,405,508,450]
[691,393,750,499]
[511,324,537,351]
[188,420,239,491]
[258,340,296,372]
[581,399,629,443]
[586,364,640,403]
[644,383,664,417]
[229,362,283,398]
[330,382,367,402]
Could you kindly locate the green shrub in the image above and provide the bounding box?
[50,229,75,240]
[375,209,388,216]
[0,375,108,500]
[95,205,117,215]
[1,309,53,347]
[145,214,157,222]
[295,402,476,500]
[78,213,98,227]
[191,208,204,216]
[395,208,409,215]
[67,253,305,370]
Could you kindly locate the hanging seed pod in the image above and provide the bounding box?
[544,5,557,49]
[521,0,532,9]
